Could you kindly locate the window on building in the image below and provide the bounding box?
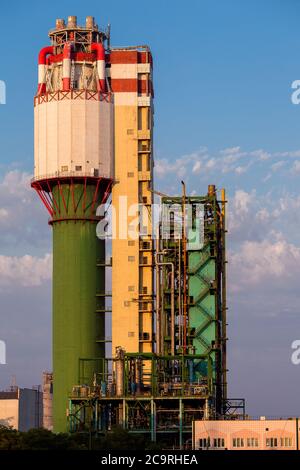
[75,165,82,171]
[233,438,244,448]
[128,240,135,246]
[213,438,225,448]
[247,438,259,447]
[280,437,292,447]
[198,438,210,449]
[138,157,143,171]
[128,256,135,262]
[128,286,135,292]
[266,438,277,448]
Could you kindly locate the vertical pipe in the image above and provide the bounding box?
[181,181,187,353]
[204,398,209,420]
[221,188,227,404]
[115,347,125,397]
[62,42,72,91]
[122,399,126,429]
[179,398,183,449]
[156,224,160,354]
[192,420,195,450]
[91,43,106,92]
[170,263,175,356]
[155,255,175,355]
[151,399,156,442]
[178,239,182,351]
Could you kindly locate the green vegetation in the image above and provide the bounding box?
[0,425,164,450]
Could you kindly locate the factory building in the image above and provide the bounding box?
[0,387,43,431]
[193,419,300,450]
[32,15,232,447]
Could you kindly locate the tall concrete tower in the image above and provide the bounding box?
[31,16,113,432]
[110,48,154,355]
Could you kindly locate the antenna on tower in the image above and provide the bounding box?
[107,23,111,50]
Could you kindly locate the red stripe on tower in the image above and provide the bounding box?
[108,50,153,65]
[110,78,153,95]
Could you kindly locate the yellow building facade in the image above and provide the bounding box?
[110,48,154,355]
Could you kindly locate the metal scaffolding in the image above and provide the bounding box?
[67,185,237,448]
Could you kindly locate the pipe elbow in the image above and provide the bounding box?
[91,42,105,60]
[38,46,54,65]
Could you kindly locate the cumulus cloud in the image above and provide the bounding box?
[155,145,300,183]
[192,160,201,174]
[221,146,241,155]
[229,238,300,292]
[271,161,284,172]
[0,253,52,287]
[155,150,207,178]
[292,160,300,174]
[0,170,50,255]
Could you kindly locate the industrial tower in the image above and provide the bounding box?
[32,16,114,432]
[32,16,230,445]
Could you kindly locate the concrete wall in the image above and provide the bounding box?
[34,99,114,180]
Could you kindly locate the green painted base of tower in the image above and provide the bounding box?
[50,182,107,433]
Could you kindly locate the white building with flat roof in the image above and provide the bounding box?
[193,419,300,450]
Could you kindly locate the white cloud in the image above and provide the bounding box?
[271,160,284,172]
[205,158,216,169]
[229,238,300,292]
[155,145,300,183]
[250,149,270,161]
[221,146,241,155]
[292,160,300,173]
[235,165,248,175]
[231,189,252,214]
[0,170,50,254]
[0,253,52,287]
[192,161,201,174]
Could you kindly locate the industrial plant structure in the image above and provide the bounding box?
[32,15,233,447]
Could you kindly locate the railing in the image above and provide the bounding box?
[34,89,113,106]
[31,170,112,184]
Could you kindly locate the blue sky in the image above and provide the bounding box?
[0,0,300,417]
[1,0,300,166]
